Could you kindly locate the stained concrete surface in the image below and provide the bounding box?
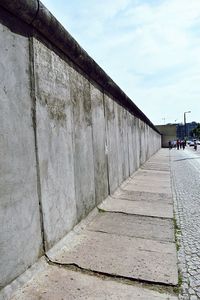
[132,169,171,179]
[0,23,42,288]
[88,212,175,242]
[70,67,96,222]
[105,96,119,194]
[10,266,178,300]
[91,83,109,205]
[123,180,171,194]
[141,163,170,172]
[98,196,174,218]
[33,38,77,249]
[114,189,173,204]
[52,230,177,285]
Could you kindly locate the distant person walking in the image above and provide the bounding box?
[177,139,180,150]
[194,140,197,151]
[168,140,172,150]
[182,140,186,150]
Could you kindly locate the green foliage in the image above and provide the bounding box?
[191,123,200,139]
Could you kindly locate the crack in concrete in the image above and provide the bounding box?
[29,36,47,254]
[44,254,178,296]
[110,195,172,205]
[98,208,173,220]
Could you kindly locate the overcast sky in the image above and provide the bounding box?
[42,0,200,125]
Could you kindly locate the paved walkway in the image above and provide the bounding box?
[170,147,200,300]
[2,149,178,300]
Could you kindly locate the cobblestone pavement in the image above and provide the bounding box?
[170,146,200,300]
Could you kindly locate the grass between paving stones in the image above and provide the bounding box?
[94,207,179,296]
[46,257,178,297]
[173,215,183,295]
[173,216,181,252]
[97,207,106,213]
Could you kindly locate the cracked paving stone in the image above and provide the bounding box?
[49,230,178,285]
[10,265,178,300]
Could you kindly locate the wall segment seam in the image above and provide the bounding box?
[29,36,47,254]
[29,0,40,26]
[103,92,111,196]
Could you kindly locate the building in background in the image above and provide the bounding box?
[156,122,198,147]
[156,124,177,148]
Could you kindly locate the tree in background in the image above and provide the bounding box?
[191,123,200,139]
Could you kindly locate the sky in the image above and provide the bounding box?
[41,0,200,125]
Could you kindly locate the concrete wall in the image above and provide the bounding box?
[0,19,43,290]
[0,2,161,290]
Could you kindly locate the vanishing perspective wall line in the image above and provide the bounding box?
[0,0,161,290]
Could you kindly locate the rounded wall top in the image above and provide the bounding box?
[0,0,39,24]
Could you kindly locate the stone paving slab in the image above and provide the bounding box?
[148,158,170,163]
[133,169,171,179]
[131,171,170,182]
[114,190,173,204]
[141,163,170,172]
[143,161,169,166]
[128,178,170,188]
[131,176,171,185]
[52,230,178,285]
[10,266,178,300]
[123,181,171,194]
[98,197,174,218]
[88,212,175,242]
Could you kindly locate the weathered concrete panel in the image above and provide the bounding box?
[134,117,140,171]
[124,180,171,194]
[33,39,77,249]
[88,212,175,242]
[70,68,95,221]
[116,104,124,185]
[105,96,119,193]
[146,124,150,159]
[150,128,161,155]
[141,162,170,172]
[91,84,108,204]
[99,196,173,218]
[54,230,178,285]
[10,266,178,300]
[115,189,173,203]
[133,169,171,181]
[116,107,129,182]
[0,24,42,288]
[123,109,130,178]
[127,113,134,174]
[139,120,146,165]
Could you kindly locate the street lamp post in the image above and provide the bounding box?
[162,117,165,125]
[184,111,191,139]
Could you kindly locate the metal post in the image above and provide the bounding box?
[184,111,191,139]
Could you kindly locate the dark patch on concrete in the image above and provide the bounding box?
[105,98,114,121]
[46,97,66,122]
[0,6,32,37]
